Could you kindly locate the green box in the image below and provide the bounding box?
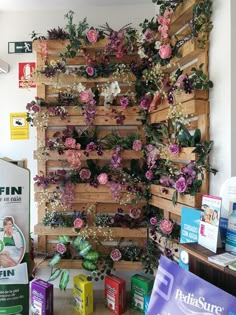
[131,274,154,313]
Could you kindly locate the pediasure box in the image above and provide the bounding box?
[104,274,126,315]
[31,279,53,315]
[131,274,154,313]
[72,274,93,315]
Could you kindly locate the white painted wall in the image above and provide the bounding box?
[209,0,232,195]
[0,1,234,288]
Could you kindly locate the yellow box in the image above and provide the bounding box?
[73,274,93,315]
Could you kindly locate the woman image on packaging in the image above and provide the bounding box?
[0,216,25,268]
[211,209,219,226]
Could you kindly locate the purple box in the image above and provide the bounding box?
[31,279,53,315]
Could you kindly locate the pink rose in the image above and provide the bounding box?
[150,217,158,225]
[160,219,173,235]
[97,173,108,185]
[145,170,153,180]
[86,29,99,43]
[56,243,67,255]
[64,137,76,149]
[86,66,95,77]
[79,90,93,103]
[110,248,122,261]
[79,168,91,180]
[159,44,172,59]
[65,150,82,170]
[73,218,84,229]
[174,176,187,193]
[129,207,141,219]
[132,140,142,151]
[169,144,180,156]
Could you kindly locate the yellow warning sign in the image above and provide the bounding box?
[10,112,29,140]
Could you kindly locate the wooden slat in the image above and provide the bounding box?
[34,257,142,271]
[170,0,200,35]
[47,115,141,126]
[160,147,197,161]
[164,40,203,73]
[34,224,147,238]
[151,184,202,208]
[150,99,209,124]
[150,195,182,217]
[33,150,143,161]
[34,73,136,85]
[33,39,109,53]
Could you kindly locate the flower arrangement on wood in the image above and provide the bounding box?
[148,207,180,259]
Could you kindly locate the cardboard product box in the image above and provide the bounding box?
[104,274,126,315]
[31,279,53,315]
[131,274,154,313]
[73,274,93,315]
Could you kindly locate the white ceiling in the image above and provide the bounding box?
[0,0,148,11]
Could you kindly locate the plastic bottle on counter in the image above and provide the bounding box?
[225,202,236,254]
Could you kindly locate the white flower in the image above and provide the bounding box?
[155,41,161,50]
[136,31,145,44]
[77,83,86,93]
[138,48,147,59]
[110,81,121,96]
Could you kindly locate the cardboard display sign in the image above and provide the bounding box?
[0,159,30,315]
[147,256,236,315]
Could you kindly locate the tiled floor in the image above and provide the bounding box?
[53,289,141,315]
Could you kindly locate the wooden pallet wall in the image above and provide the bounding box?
[33,39,147,270]
[149,0,210,225]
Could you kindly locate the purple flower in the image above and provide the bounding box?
[145,170,153,180]
[139,95,152,110]
[79,168,91,180]
[150,217,158,225]
[110,146,122,169]
[160,176,173,187]
[110,248,122,261]
[56,243,67,255]
[86,66,95,77]
[169,144,180,156]
[174,176,187,193]
[119,96,129,109]
[86,142,97,152]
[31,104,41,112]
[132,140,142,151]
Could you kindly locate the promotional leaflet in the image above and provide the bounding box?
[198,194,222,252]
[179,207,201,270]
[147,256,236,315]
[0,159,30,315]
